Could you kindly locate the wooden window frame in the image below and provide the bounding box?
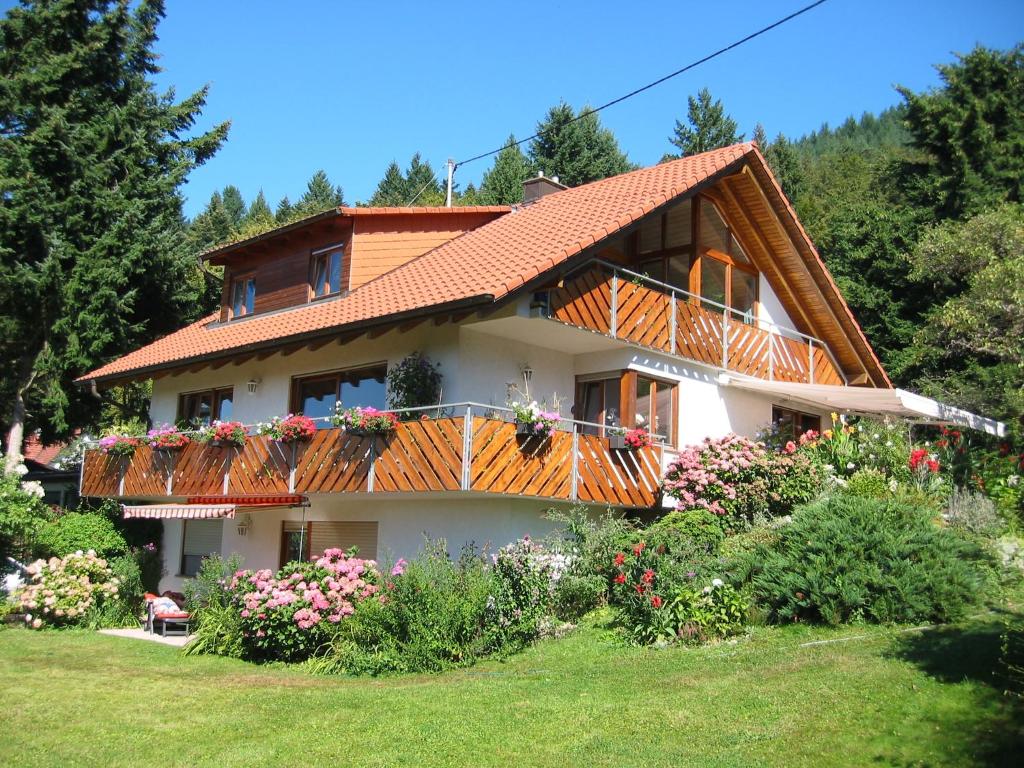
[309,246,344,301]
[289,363,388,416]
[280,521,312,568]
[574,370,677,447]
[771,405,822,439]
[229,272,256,319]
[176,386,234,426]
[691,197,759,317]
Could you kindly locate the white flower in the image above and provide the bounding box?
[869,454,876,460]
[885,441,893,448]
[872,434,880,440]
[20,480,44,498]
[13,463,29,476]
[1008,475,1020,487]
[846,462,855,470]
[711,578,724,587]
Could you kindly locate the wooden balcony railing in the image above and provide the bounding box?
[80,405,665,509]
[548,261,846,386]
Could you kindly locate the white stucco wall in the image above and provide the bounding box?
[758,274,798,332]
[157,496,571,592]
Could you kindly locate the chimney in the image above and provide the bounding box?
[522,171,568,203]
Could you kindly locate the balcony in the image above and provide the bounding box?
[547,260,846,385]
[80,404,666,509]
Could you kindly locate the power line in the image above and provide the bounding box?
[454,0,829,172]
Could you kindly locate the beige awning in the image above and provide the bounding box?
[121,504,237,520]
[720,375,1006,437]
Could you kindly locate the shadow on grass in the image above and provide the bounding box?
[881,614,1024,767]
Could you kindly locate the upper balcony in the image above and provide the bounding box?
[80,404,667,509]
[545,260,847,386]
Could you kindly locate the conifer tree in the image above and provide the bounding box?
[529,103,633,187]
[667,88,744,158]
[294,169,345,217]
[275,196,294,223]
[0,0,229,466]
[220,185,246,230]
[368,161,408,206]
[480,135,531,204]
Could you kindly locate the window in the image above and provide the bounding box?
[291,365,387,424]
[177,387,234,426]
[577,376,621,436]
[633,198,692,287]
[695,199,758,320]
[311,248,343,299]
[634,376,675,444]
[280,521,378,568]
[575,372,676,445]
[230,274,255,318]
[180,519,223,577]
[771,406,822,441]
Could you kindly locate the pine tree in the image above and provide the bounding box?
[294,169,345,217]
[763,133,804,203]
[368,161,409,206]
[404,153,443,206]
[667,88,744,158]
[529,103,633,187]
[238,189,275,237]
[221,185,246,230]
[0,0,228,466]
[188,191,235,252]
[275,196,294,223]
[752,123,768,149]
[480,135,531,204]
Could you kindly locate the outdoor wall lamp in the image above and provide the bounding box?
[247,378,261,395]
[236,512,253,537]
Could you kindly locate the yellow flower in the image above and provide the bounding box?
[823,429,833,439]
[830,412,839,423]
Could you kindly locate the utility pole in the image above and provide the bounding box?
[445,158,455,207]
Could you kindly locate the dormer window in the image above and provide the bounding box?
[230,274,255,318]
[311,248,343,299]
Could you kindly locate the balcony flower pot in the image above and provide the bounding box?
[98,435,141,457]
[146,425,190,451]
[256,414,317,444]
[197,421,247,449]
[332,406,398,437]
[607,434,627,450]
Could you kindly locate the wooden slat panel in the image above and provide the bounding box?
[228,437,291,495]
[172,443,232,496]
[121,446,175,497]
[80,451,122,497]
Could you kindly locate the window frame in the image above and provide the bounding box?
[574,370,677,447]
[280,521,312,568]
[289,363,388,419]
[309,246,344,301]
[176,386,234,427]
[692,198,759,318]
[229,272,256,319]
[771,405,822,441]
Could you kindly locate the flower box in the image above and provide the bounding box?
[197,421,247,448]
[256,414,317,444]
[332,406,398,436]
[146,425,190,451]
[511,402,560,440]
[99,435,141,457]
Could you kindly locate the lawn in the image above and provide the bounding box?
[0,615,1020,768]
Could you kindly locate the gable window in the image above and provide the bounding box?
[695,199,758,321]
[291,364,387,424]
[311,248,343,299]
[771,405,821,441]
[633,198,692,288]
[178,387,234,426]
[230,274,255,318]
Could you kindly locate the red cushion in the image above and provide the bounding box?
[154,611,190,619]
[144,593,160,601]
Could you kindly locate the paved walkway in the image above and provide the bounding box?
[98,627,191,648]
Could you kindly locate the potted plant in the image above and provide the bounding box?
[386,352,442,418]
[609,427,653,451]
[256,414,317,444]
[196,420,247,448]
[146,424,191,451]
[511,401,560,439]
[98,434,141,457]
[331,405,398,436]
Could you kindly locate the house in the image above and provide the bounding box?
[23,432,80,509]
[76,143,1002,592]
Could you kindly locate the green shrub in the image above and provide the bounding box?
[83,554,143,628]
[19,551,121,628]
[0,464,51,563]
[645,510,724,556]
[752,495,993,625]
[486,537,557,652]
[321,542,494,675]
[183,554,245,659]
[844,468,890,499]
[945,488,1005,537]
[38,512,127,558]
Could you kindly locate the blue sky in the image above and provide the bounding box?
[5,0,1023,216]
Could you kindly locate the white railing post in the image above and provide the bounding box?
[288,442,297,493]
[570,425,580,501]
[367,439,376,493]
[768,328,775,381]
[461,405,473,490]
[808,339,815,384]
[669,291,677,355]
[721,307,729,370]
[610,271,618,337]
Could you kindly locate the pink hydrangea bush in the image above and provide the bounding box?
[18,550,120,628]
[229,548,380,661]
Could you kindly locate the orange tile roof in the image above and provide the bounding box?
[79,143,881,384]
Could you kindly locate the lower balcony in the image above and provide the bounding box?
[80,406,666,509]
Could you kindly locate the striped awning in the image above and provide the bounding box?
[121,504,237,520]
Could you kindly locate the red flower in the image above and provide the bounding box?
[936,439,948,448]
[650,595,663,609]
[633,542,645,557]
[783,440,797,454]
[614,573,626,585]
[641,569,655,584]
[614,552,626,567]
[634,583,646,595]
[908,448,929,471]
[926,459,940,473]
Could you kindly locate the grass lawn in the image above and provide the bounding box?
[1,614,1021,767]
